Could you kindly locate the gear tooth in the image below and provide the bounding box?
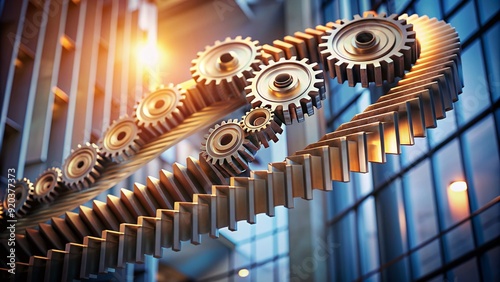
[353,14,362,19]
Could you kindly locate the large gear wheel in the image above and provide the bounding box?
[62,142,106,191]
[319,12,419,87]
[245,56,325,125]
[33,167,63,204]
[133,84,189,136]
[2,178,34,218]
[190,36,262,102]
[98,115,145,162]
[240,106,283,148]
[201,119,259,176]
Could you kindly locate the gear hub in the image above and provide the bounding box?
[133,84,189,136]
[240,106,283,148]
[200,119,259,176]
[33,167,63,203]
[245,57,325,125]
[2,178,35,217]
[319,12,419,87]
[191,36,262,101]
[62,142,106,191]
[99,115,145,162]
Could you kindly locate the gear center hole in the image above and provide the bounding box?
[355,31,375,47]
[220,53,234,63]
[220,133,233,146]
[16,192,22,201]
[77,161,85,169]
[249,112,268,126]
[274,73,293,88]
[155,99,165,109]
[117,131,127,141]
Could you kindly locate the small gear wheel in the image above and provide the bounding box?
[99,115,145,162]
[240,106,283,148]
[191,36,262,101]
[2,178,35,218]
[201,119,259,176]
[33,167,63,203]
[62,142,106,191]
[319,12,419,87]
[133,84,190,136]
[245,56,325,125]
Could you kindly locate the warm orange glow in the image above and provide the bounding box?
[238,269,250,277]
[137,42,160,69]
[60,35,75,50]
[449,181,467,192]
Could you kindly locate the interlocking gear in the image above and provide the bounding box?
[62,142,106,191]
[245,56,325,125]
[191,36,262,101]
[33,167,63,203]
[99,115,145,162]
[319,12,419,87]
[201,119,259,176]
[2,178,35,217]
[240,106,283,148]
[133,84,189,136]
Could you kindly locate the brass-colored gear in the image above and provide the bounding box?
[240,106,283,148]
[99,115,145,162]
[200,119,259,176]
[2,178,35,218]
[33,167,63,203]
[319,12,419,87]
[62,142,106,191]
[190,36,262,101]
[133,84,190,136]
[245,57,325,125]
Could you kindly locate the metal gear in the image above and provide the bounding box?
[319,12,419,87]
[133,84,190,136]
[33,167,63,204]
[62,142,106,191]
[2,178,35,218]
[240,106,283,148]
[200,119,259,176]
[99,115,145,162]
[190,36,262,101]
[245,56,325,125]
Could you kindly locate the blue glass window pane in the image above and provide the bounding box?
[445,221,474,261]
[463,116,500,207]
[455,42,490,125]
[484,23,500,101]
[449,1,478,41]
[256,262,274,281]
[277,230,289,255]
[330,212,359,281]
[358,197,380,275]
[429,109,457,147]
[255,235,274,262]
[395,0,411,13]
[450,257,480,281]
[484,246,500,281]
[330,181,355,216]
[411,240,442,279]
[255,213,274,236]
[479,203,500,244]
[403,160,439,246]
[434,140,468,228]
[444,0,462,14]
[402,137,428,167]
[355,165,373,199]
[478,0,499,24]
[415,0,442,18]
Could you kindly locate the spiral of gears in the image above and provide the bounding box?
[2,178,35,218]
[200,119,259,176]
[246,56,326,125]
[240,106,283,148]
[319,12,419,87]
[33,167,63,204]
[62,142,106,191]
[191,36,263,102]
[98,115,146,162]
[133,84,191,136]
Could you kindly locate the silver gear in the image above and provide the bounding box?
[62,142,106,191]
[99,115,145,162]
[33,167,63,203]
[240,106,283,148]
[245,56,325,125]
[191,36,262,101]
[2,178,35,218]
[200,119,259,176]
[319,12,418,87]
[133,84,189,136]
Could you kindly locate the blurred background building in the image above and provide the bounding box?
[0,0,498,281]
